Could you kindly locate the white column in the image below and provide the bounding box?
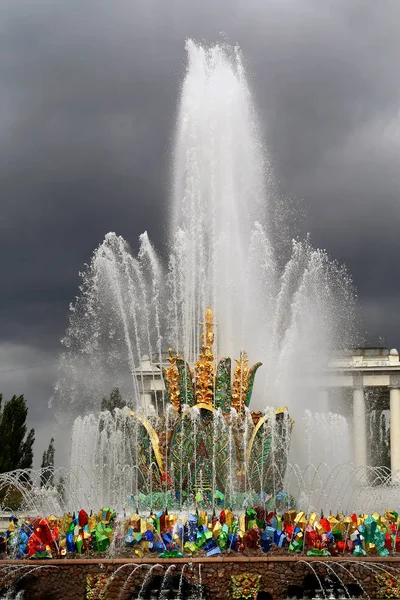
[141,392,155,416]
[353,382,368,479]
[390,386,400,479]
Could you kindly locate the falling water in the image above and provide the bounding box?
[303,410,351,469]
[46,40,358,508]
[137,565,163,600]
[69,408,147,509]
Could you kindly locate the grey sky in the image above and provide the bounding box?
[1,0,400,462]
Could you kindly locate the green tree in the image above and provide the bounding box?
[101,387,125,412]
[40,437,55,488]
[0,394,35,473]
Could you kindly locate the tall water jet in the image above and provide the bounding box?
[166,40,356,444]
[169,41,268,363]
[50,40,357,507]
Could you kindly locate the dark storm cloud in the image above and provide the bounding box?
[1,0,400,460]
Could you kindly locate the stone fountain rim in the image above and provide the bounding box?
[1,556,400,565]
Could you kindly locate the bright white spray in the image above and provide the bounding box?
[53,41,357,503]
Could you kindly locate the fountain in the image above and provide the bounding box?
[48,39,356,512]
[66,307,292,512]
[0,39,393,600]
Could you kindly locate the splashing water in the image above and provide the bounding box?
[49,40,357,506]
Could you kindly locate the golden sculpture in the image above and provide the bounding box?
[136,307,291,496]
[163,348,181,411]
[231,350,250,412]
[231,573,261,599]
[161,308,262,413]
[194,307,216,405]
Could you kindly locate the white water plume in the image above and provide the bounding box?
[46,40,359,508]
[53,40,355,422]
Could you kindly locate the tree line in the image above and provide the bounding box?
[0,388,126,509]
[0,387,126,478]
[0,394,35,474]
[0,394,55,486]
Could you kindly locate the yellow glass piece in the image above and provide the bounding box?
[366,542,377,554]
[62,513,73,533]
[295,513,307,530]
[140,519,148,533]
[349,523,358,534]
[166,514,178,528]
[239,514,246,532]
[88,515,98,532]
[199,510,208,528]
[130,515,141,530]
[372,512,381,522]
[343,515,352,524]
[308,512,318,526]
[145,520,154,532]
[225,509,234,529]
[213,521,222,537]
[380,517,389,529]
[284,510,297,525]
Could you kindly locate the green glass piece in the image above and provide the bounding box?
[159,550,184,558]
[332,529,342,541]
[215,357,231,412]
[256,519,265,529]
[93,535,110,552]
[306,548,324,556]
[248,416,273,492]
[76,535,84,554]
[289,540,303,552]
[169,408,234,495]
[32,550,52,559]
[176,359,194,406]
[95,522,104,540]
[245,362,262,407]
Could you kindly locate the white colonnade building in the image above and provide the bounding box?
[325,347,400,477]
